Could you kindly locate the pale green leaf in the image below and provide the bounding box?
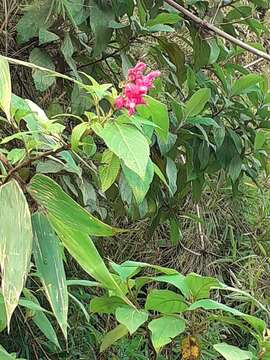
[98,122,149,179]
[100,324,128,352]
[71,122,90,151]
[90,296,125,314]
[122,160,154,203]
[0,344,26,359]
[144,96,169,141]
[148,315,185,352]
[116,306,148,334]
[184,88,211,118]
[185,273,221,301]
[214,343,253,360]
[0,180,33,328]
[99,149,120,192]
[231,74,262,96]
[0,56,11,122]
[32,213,68,338]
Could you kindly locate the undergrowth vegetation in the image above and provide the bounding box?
[1,0,270,359]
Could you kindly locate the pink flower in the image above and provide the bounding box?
[115,62,160,116]
[115,96,125,109]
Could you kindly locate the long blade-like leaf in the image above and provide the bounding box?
[0,180,33,328]
[32,213,68,338]
[28,174,122,236]
[49,215,132,306]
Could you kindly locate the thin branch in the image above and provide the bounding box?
[164,0,270,62]
[3,144,70,184]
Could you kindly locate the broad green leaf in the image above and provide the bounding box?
[0,56,11,122]
[185,273,221,301]
[0,180,33,328]
[39,29,59,45]
[144,96,169,141]
[150,274,189,298]
[148,315,185,352]
[110,261,141,281]
[61,33,78,77]
[99,149,120,192]
[98,122,149,179]
[145,290,187,314]
[28,174,121,236]
[23,289,60,348]
[29,48,55,92]
[146,12,181,26]
[189,299,243,315]
[32,213,68,338]
[228,155,242,183]
[184,88,211,118]
[90,296,125,314]
[100,324,128,352]
[0,344,26,359]
[231,74,262,96]
[214,343,253,360]
[49,216,130,303]
[116,306,148,334]
[255,129,269,150]
[71,122,90,151]
[122,160,154,203]
[193,33,211,70]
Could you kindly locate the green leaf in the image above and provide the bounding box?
[71,122,90,151]
[185,273,221,301]
[32,213,68,338]
[49,216,129,302]
[166,157,177,196]
[0,180,33,328]
[98,122,149,179]
[99,149,120,192]
[193,33,211,70]
[116,306,148,334]
[187,117,219,127]
[28,174,121,236]
[169,217,182,246]
[146,12,181,26]
[231,74,262,96]
[144,96,169,141]
[0,294,7,332]
[188,299,243,315]
[151,274,189,298]
[90,2,114,57]
[0,56,11,122]
[228,155,242,183]
[153,163,170,189]
[61,33,78,77]
[213,343,253,360]
[90,296,126,314]
[145,290,187,314]
[184,88,211,118]
[39,29,59,45]
[122,160,154,203]
[23,289,60,348]
[100,324,128,352]
[29,48,55,92]
[0,344,26,359]
[148,315,185,352]
[255,129,269,150]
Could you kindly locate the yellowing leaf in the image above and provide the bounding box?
[0,180,33,328]
[0,56,11,122]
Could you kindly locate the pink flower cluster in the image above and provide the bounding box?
[115,62,160,116]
